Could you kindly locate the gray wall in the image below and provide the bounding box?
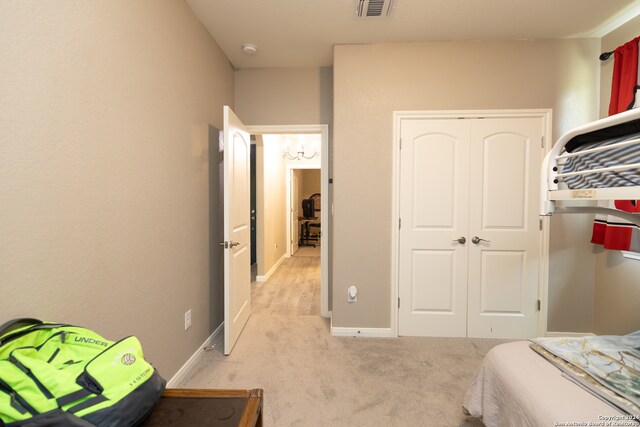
[332,40,601,330]
[0,1,234,379]
[593,16,640,335]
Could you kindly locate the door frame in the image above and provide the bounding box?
[246,124,330,319]
[391,109,552,338]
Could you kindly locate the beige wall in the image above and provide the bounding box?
[0,1,234,378]
[260,135,287,273]
[332,40,601,329]
[593,18,640,335]
[301,169,321,200]
[547,202,597,333]
[235,67,333,126]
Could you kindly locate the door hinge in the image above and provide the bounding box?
[537,299,541,311]
[539,219,543,231]
[399,218,402,229]
[398,298,400,309]
[541,136,544,148]
[399,138,402,150]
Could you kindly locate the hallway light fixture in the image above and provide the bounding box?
[282,138,319,160]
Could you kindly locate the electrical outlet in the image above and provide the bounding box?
[184,309,192,330]
[347,286,358,303]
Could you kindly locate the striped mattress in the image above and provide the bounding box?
[562,132,640,189]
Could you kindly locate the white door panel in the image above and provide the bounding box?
[467,118,542,339]
[223,106,251,355]
[398,119,470,337]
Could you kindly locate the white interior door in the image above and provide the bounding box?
[291,170,299,255]
[223,106,251,355]
[398,119,471,337]
[466,117,542,338]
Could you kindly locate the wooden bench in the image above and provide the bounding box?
[142,388,263,426]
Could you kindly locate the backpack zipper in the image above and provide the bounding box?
[0,379,37,416]
[8,355,54,399]
[7,331,75,400]
[0,324,67,347]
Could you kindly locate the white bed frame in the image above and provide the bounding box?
[540,108,640,226]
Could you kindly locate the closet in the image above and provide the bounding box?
[396,112,548,339]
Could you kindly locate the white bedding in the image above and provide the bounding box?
[462,341,638,427]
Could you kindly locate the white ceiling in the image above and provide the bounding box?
[187,0,640,68]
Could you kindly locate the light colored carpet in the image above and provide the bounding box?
[294,246,321,257]
[179,315,503,426]
[178,255,505,426]
[252,256,320,316]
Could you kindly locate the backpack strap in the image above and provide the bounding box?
[0,319,43,338]
[0,319,68,347]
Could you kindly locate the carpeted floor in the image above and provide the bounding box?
[293,246,321,257]
[179,255,505,426]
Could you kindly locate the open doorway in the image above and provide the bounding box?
[248,125,330,318]
[290,168,321,257]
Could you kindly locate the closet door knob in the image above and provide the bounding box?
[471,236,491,244]
[453,237,466,244]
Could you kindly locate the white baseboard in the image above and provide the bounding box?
[546,331,595,337]
[256,254,285,282]
[330,325,395,338]
[166,323,223,388]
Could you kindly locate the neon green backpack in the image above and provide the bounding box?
[0,318,165,426]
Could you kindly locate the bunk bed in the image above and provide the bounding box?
[463,108,640,426]
[541,107,640,226]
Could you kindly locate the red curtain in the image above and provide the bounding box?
[608,36,640,116]
[592,36,640,251]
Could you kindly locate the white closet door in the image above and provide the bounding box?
[466,117,543,339]
[398,119,471,337]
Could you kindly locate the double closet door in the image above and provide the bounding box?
[398,115,544,339]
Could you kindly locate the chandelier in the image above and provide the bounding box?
[282,138,319,160]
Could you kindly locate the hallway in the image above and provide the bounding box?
[251,249,321,316]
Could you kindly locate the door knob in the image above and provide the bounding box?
[219,241,241,249]
[471,236,491,244]
[453,236,466,244]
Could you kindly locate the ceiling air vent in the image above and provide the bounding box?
[355,0,395,19]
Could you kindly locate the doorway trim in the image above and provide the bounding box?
[246,124,330,319]
[391,109,552,338]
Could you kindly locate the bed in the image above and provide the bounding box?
[541,107,640,225]
[463,109,640,426]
